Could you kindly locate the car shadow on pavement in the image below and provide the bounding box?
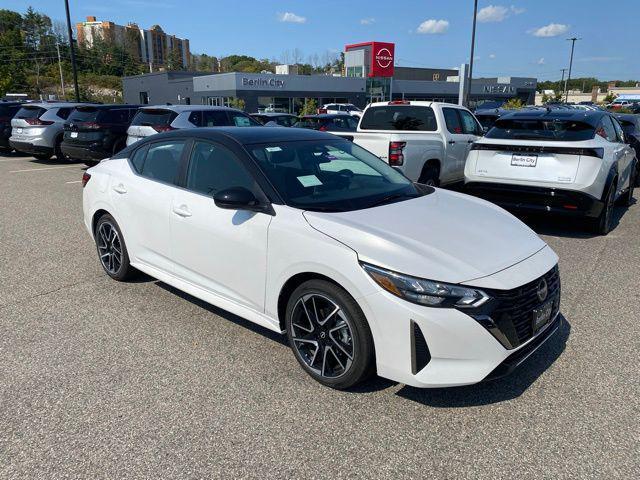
[155,281,288,346]
[395,315,571,407]
[514,208,628,239]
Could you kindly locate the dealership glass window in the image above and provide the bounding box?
[139,92,149,104]
[346,66,364,78]
[443,108,463,134]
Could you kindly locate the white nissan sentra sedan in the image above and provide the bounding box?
[82,128,562,390]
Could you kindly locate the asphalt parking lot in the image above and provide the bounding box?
[1,153,638,479]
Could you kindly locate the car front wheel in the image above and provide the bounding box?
[285,280,375,389]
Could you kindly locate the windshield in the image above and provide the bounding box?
[15,106,46,120]
[360,105,437,131]
[131,109,177,127]
[68,107,99,123]
[248,139,427,212]
[486,118,596,141]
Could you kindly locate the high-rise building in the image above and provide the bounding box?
[76,16,190,70]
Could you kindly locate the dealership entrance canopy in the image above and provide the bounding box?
[123,41,537,113]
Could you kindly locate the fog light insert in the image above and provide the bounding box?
[411,321,431,374]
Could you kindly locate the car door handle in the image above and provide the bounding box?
[467,140,475,143]
[448,140,456,144]
[112,184,127,194]
[172,205,192,217]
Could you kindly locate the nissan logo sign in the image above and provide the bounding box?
[375,48,393,69]
[537,279,548,302]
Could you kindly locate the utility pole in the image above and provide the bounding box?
[56,42,66,100]
[564,37,581,103]
[64,0,80,102]
[464,0,479,107]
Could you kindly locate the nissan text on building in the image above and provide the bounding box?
[123,41,536,112]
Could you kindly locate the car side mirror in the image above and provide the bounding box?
[214,187,272,214]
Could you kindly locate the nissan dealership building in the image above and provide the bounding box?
[122,41,537,112]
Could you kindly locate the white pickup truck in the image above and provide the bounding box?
[335,101,483,185]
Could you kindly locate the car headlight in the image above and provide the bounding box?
[361,263,490,309]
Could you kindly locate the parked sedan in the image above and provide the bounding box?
[252,113,298,127]
[0,101,23,153]
[294,114,358,132]
[83,127,562,390]
[61,104,141,166]
[10,102,85,160]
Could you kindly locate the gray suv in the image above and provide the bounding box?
[126,105,261,146]
[10,102,86,160]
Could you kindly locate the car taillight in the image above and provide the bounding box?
[318,125,328,131]
[25,118,54,126]
[388,100,410,105]
[80,122,104,130]
[151,124,175,133]
[318,108,327,114]
[81,172,91,187]
[389,141,406,166]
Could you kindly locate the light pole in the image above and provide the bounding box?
[564,37,580,103]
[464,0,479,107]
[64,0,80,102]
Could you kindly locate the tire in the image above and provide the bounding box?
[94,214,137,281]
[418,163,440,187]
[54,137,66,161]
[33,152,52,161]
[623,173,635,207]
[592,182,616,235]
[285,279,375,390]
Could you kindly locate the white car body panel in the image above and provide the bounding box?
[83,144,560,388]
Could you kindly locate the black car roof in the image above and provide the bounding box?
[144,126,342,145]
[75,104,142,110]
[301,114,353,119]
[252,112,296,117]
[497,108,607,126]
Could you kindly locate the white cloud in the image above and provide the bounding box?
[489,53,496,59]
[360,17,375,25]
[537,57,545,65]
[510,5,525,14]
[532,23,569,37]
[478,5,509,23]
[278,12,306,24]
[416,19,449,34]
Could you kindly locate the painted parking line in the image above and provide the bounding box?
[10,165,81,173]
[65,180,82,184]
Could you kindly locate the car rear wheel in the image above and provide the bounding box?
[418,163,440,187]
[54,137,65,161]
[592,183,615,235]
[94,214,137,281]
[285,280,375,390]
[33,153,52,161]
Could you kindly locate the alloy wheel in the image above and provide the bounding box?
[97,222,123,275]
[290,294,354,378]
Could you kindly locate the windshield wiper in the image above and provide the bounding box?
[302,205,346,212]
[368,192,420,208]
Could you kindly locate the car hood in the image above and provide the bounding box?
[303,189,547,285]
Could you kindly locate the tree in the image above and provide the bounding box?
[502,98,525,110]
[300,98,318,116]
[603,91,617,104]
[228,97,245,111]
[541,92,551,104]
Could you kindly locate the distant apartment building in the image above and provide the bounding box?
[76,16,190,70]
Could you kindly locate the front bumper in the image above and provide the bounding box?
[361,246,561,388]
[8,140,53,156]
[465,182,604,218]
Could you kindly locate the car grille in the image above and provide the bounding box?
[483,265,561,349]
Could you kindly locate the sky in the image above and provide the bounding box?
[7,0,640,81]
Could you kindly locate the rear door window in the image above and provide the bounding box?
[56,108,72,120]
[131,109,178,127]
[360,106,437,131]
[201,110,231,126]
[140,140,186,185]
[228,111,260,127]
[596,117,617,142]
[610,117,625,143]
